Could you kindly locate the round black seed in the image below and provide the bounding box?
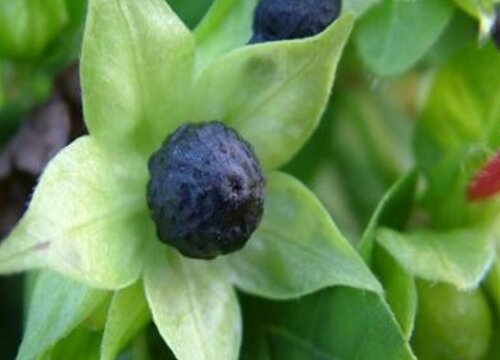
[147,121,265,259]
[249,0,342,44]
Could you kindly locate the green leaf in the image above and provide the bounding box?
[0,63,5,107]
[83,296,112,331]
[41,327,102,360]
[373,246,417,340]
[343,0,380,16]
[167,0,214,29]
[226,172,381,300]
[194,0,258,72]
[101,281,151,360]
[415,44,500,227]
[192,15,354,169]
[0,61,52,117]
[454,0,497,16]
[144,248,241,360]
[0,137,151,290]
[81,0,195,157]
[282,96,365,243]
[484,327,500,360]
[453,0,499,34]
[412,281,492,360]
[377,227,495,289]
[355,0,453,76]
[307,163,365,243]
[357,171,418,339]
[42,0,88,72]
[485,257,500,319]
[0,0,68,60]
[17,271,108,360]
[301,86,412,243]
[425,10,478,65]
[416,44,500,172]
[358,171,418,263]
[240,288,416,360]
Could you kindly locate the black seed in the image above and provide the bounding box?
[249,0,342,44]
[147,121,265,259]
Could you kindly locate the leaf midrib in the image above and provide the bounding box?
[0,196,144,268]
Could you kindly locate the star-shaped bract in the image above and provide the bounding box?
[0,1,380,359]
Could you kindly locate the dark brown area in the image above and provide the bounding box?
[0,62,85,360]
[0,95,71,178]
[0,62,85,239]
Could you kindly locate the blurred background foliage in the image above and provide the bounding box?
[1,0,500,359]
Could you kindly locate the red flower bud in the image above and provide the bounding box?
[468,151,500,201]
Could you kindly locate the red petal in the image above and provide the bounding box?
[468,151,500,201]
